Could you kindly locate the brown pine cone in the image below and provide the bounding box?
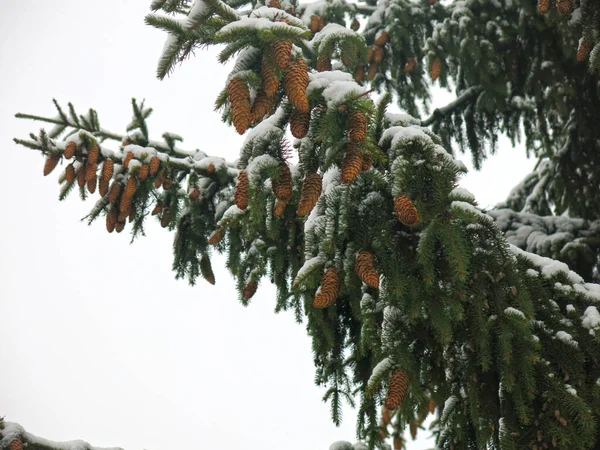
[189,187,200,201]
[381,405,392,425]
[313,267,340,308]
[252,89,275,123]
[577,38,592,62]
[375,30,389,46]
[429,57,441,81]
[347,110,367,143]
[341,144,363,184]
[108,182,122,204]
[361,152,373,171]
[272,41,293,69]
[228,77,252,134]
[87,144,99,165]
[354,64,365,83]
[284,57,310,112]
[160,208,170,228]
[351,18,360,31]
[43,154,60,176]
[428,399,436,414]
[101,159,114,182]
[206,163,216,174]
[403,57,417,73]
[152,200,163,216]
[77,164,86,188]
[106,207,117,233]
[272,163,293,202]
[149,156,161,175]
[273,199,287,217]
[556,0,573,16]
[366,63,378,81]
[87,173,97,193]
[115,220,125,233]
[268,0,281,8]
[290,109,310,138]
[120,177,138,213]
[162,177,172,190]
[394,195,418,226]
[316,55,332,72]
[355,251,379,288]
[297,172,322,216]
[234,169,249,210]
[385,369,409,410]
[99,178,110,197]
[393,436,403,450]
[261,57,280,97]
[123,152,134,168]
[410,421,418,439]
[64,141,77,159]
[341,51,353,67]
[208,227,225,245]
[65,163,76,184]
[200,254,216,285]
[10,439,23,450]
[242,279,258,299]
[85,163,97,183]
[154,170,165,188]
[138,164,149,181]
[537,0,549,13]
[310,15,321,34]
[369,46,384,63]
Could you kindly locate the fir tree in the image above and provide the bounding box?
[7,1,600,449]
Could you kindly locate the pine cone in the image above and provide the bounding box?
[84,163,97,183]
[375,30,389,46]
[208,227,225,245]
[64,141,77,159]
[87,173,97,194]
[99,178,110,197]
[381,405,391,425]
[393,436,403,450]
[138,164,149,181]
[385,369,409,410]
[160,208,170,228]
[319,17,326,29]
[123,152,134,168]
[154,170,164,188]
[556,0,573,16]
[313,267,340,308]
[120,177,137,213]
[101,159,114,182]
[65,164,76,184]
[106,208,117,233]
[537,0,549,13]
[43,154,60,176]
[152,200,163,216]
[268,0,281,8]
[341,51,353,67]
[252,89,274,123]
[115,220,125,233]
[361,152,373,171]
[341,144,363,184]
[310,15,321,33]
[355,251,379,288]
[371,46,384,63]
[354,64,365,82]
[348,110,367,143]
[261,57,280,97]
[410,420,418,439]
[317,55,332,72]
[10,439,23,450]
[189,187,200,201]
[366,63,378,81]
[243,279,258,299]
[403,57,417,74]
[77,164,86,188]
[149,156,160,175]
[297,172,322,216]
[284,58,310,112]
[577,38,592,62]
[290,109,310,138]
[272,41,293,69]
[351,18,360,31]
[394,195,419,226]
[273,199,287,217]
[200,254,216,285]
[87,144,99,165]
[162,177,172,190]
[428,399,436,414]
[429,57,441,81]
[228,77,252,134]
[108,182,122,204]
[234,169,249,210]
[272,163,293,202]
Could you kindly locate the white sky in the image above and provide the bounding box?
[0,2,534,449]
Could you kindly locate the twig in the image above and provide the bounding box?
[421,86,482,126]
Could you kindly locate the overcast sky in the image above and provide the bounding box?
[0,2,534,449]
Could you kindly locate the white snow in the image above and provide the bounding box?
[367,357,392,389]
[307,71,367,108]
[566,304,575,313]
[293,255,325,287]
[582,306,600,333]
[555,330,578,348]
[504,307,525,320]
[450,187,475,202]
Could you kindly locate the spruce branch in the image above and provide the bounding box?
[420,86,483,127]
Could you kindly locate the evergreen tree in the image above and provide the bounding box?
[6,1,600,449]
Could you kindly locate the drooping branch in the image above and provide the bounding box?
[420,86,482,127]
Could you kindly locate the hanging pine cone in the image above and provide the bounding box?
[117,208,129,224]
[252,89,274,124]
[162,177,172,190]
[385,369,409,410]
[268,0,281,8]
[429,57,441,81]
[189,187,200,201]
[355,251,379,288]
[317,55,332,72]
[273,199,287,217]
[64,141,77,159]
[428,399,436,414]
[290,109,310,138]
[234,169,249,210]
[361,152,373,171]
[87,144,99,165]
[154,170,165,188]
[310,15,321,33]
[375,30,389,46]
[43,154,60,176]
[272,163,293,202]
[208,227,225,245]
[403,57,417,73]
[138,164,149,181]
[65,163,76,184]
[228,77,252,135]
[115,220,125,233]
[149,156,160,175]
[120,177,138,213]
[348,109,367,143]
[366,63,378,81]
[313,267,341,308]
[261,57,280,97]
[101,159,114,182]
[243,280,258,299]
[371,46,384,63]
[556,0,573,16]
[272,41,293,69]
[354,64,365,83]
[394,195,419,226]
[284,57,310,112]
[351,18,360,31]
[87,173,97,194]
[77,164,86,188]
[410,421,418,439]
[200,254,216,285]
[341,144,363,184]
[577,38,592,62]
[393,436,403,450]
[9,439,23,450]
[537,0,549,13]
[99,178,110,197]
[108,182,122,204]
[123,151,134,168]
[85,163,97,183]
[106,208,117,233]
[381,405,392,425]
[160,208,170,228]
[151,200,163,216]
[297,172,322,216]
